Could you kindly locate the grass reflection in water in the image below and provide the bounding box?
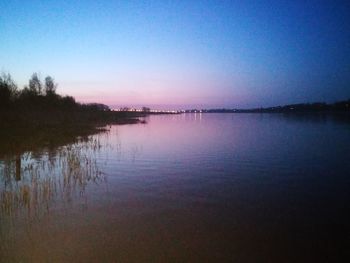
[0,137,105,217]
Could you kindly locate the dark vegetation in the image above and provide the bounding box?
[0,72,144,127]
[0,73,144,156]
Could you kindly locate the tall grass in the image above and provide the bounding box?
[0,136,105,218]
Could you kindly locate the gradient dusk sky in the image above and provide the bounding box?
[1,0,349,109]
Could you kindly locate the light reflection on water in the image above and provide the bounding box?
[0,113,349,262]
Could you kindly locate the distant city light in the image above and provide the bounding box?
[111,108,181,114]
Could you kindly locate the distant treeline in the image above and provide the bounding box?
[0,73,146,157]
[0,72,109,111]
[186,100,350,113]
[0,73,144,130]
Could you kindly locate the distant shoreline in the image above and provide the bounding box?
[183,99,350,114]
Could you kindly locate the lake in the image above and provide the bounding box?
[1,113,349,262]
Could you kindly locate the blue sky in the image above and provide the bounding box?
[1,0,349,109]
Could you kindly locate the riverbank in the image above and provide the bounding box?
[0,109,146,157]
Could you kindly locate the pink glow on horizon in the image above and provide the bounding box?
[53,66,251,109]
[72,92,246,110]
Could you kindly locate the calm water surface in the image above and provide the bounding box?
[1,113,349,262]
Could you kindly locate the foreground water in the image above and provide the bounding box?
[1,113,349,262]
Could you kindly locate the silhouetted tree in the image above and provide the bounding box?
[44,76,57,96]
[61,96,76,109]
[19,86,32,98]
[0,73,17,108]
[29,73,42,95]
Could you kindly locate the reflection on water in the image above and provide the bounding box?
[0,113,349,262]
[0,133,108,261]
[0,138,104,217]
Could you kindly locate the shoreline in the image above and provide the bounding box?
[0,110,146,157]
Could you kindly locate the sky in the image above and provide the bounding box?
[1,0,349,109]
